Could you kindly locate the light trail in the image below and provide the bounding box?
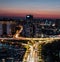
[13,25,60,41]
[0,25,60,62]
[13,25,23,38]
[27,45,34,62]
[0,25,60,41]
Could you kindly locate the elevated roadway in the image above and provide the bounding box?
[0,25,60,62]
[0,37,60,41]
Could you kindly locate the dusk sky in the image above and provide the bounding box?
[0,0,60,18]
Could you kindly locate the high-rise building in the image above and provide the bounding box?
[22,16,58,37]
[0,21,16,36]
[0,23,2,36]
[22,15,34,37]
[26,15,33,20]
[55,19,60,28]
[2,23,7,35]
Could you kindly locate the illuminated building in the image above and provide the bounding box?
[26,15,33,20]
[22,16,58,37]
[22,15,34,37]
[0,21,16,36]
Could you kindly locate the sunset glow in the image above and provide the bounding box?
[0,0,60,18]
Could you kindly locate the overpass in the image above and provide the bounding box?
[0,37,60,41]
[0,25,60,62]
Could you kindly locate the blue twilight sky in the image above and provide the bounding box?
[0,0,60,18]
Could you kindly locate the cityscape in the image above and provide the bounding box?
[0,0,60,62]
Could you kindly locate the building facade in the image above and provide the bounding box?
[21,15,59,37]
[0,21,16,37]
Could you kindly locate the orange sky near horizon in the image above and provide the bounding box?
[0,8,60,18]
[0,0,60,18]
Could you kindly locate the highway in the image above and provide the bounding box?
[0,37,60,41]
[0,25,60,62]
[0,25,60,41]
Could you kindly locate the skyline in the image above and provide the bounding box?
[0,0,60,18]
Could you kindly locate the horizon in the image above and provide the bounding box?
[0,0,60,19]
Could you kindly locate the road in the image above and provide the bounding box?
[0,25,60,62]
[0,25,60,41]
[23,41,39,62]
